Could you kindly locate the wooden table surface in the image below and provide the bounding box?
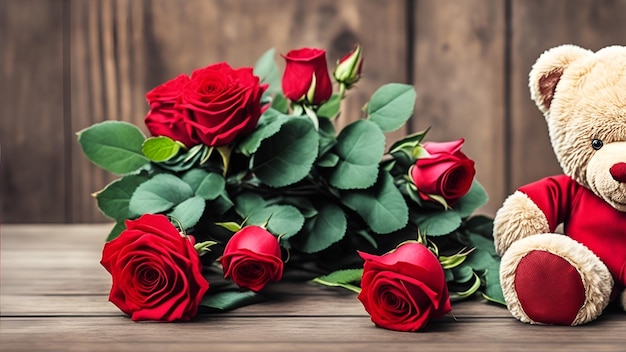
[1,224,625,351]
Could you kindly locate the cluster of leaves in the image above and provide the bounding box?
[77,48,504,308]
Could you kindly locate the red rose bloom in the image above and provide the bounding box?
[358,242,451,332]
[281,48,332,105]
[410,138,475,205]
[180,63,267,147]
[144,74,200,148]
[219,225,283,292]
[100,214,209,322]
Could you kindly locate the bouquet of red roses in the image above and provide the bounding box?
[78,45,503,331]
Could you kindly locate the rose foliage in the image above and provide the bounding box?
[78,45,504,328]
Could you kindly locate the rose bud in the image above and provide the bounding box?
[144,74,200,148]
[358,242,451,332]
[281,47,333,105]
[410,138,476,206]
[100,214,209,322]
[180,62,267,147]
[333,44,363,87]
[219,225,283,292]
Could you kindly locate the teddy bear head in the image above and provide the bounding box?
[529,44,626,212]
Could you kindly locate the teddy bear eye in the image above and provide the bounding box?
[591,139,604,150]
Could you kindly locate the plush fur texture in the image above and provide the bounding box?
[493,191,549,255]
[495,44,626,325]
[500,234,613,326]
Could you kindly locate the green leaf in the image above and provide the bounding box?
[253,48,281,94]
[317,117,337,156]
[237,108,290,156]
[129,174,193,215]
[312,269,363,294]
[482,268,505,305]
[95,174,148,221]
[454,180,489,218]
[141,136,182,162]
[316,94,342,119]
[246,204,305,239]
[341,171,409,234]
[253,117,318,187]
[367,83,417,132]
[77,120,149,174]
[316,152,339,167]
[329,120,385,190]
[412,209,462,236]
[182,169,225,200]
[200,290,265,312]
[168,196,205,230]
[292,203,347,253]
[464,215,494,236]
[465,231,499,268]
[234,193,267,219]
[106,221,126,242]
[272,93,289,113]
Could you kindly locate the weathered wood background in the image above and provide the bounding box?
[2,0,626,223]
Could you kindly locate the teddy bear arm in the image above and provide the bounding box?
[493,191,550,255]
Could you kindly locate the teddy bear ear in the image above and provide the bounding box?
[528,44,593,114]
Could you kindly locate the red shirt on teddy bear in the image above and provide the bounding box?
[518,175,626,291]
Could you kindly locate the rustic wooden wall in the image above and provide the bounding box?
[2,0,626,223]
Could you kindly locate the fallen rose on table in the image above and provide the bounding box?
[78,44,504,330]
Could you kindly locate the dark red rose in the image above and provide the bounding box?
[219,225,283,292]
[281,48,333,105]
[144,74,200,148]
[410,138,475,206]
[100,214,209,322]
[358,242,451,332]
[180,63,267,147]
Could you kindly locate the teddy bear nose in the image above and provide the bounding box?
[609,162,626,183]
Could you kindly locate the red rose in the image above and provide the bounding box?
[144,74,200,148]
[100,214,209,322]
[180,63,267,147]
[281,48,333,105]
[219,225,283,292]
[358,242,451,332]
[410,138,475,205]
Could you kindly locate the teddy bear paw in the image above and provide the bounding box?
[500,234,613,325]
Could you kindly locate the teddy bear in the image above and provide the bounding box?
[493,44,626,326]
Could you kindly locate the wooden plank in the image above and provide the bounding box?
[1,315,624,351]
[69,0,408,222]
[0,294,509,319]
[509,0,626,191]
[0,0,67,223]
[412,0,506,216]
[1,224,506,318]
[3,224,626,350]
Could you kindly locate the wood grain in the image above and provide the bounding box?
[508,0,626,191]
[0,0,67,223]
[412,0,506,215]
[2,224,625,351]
